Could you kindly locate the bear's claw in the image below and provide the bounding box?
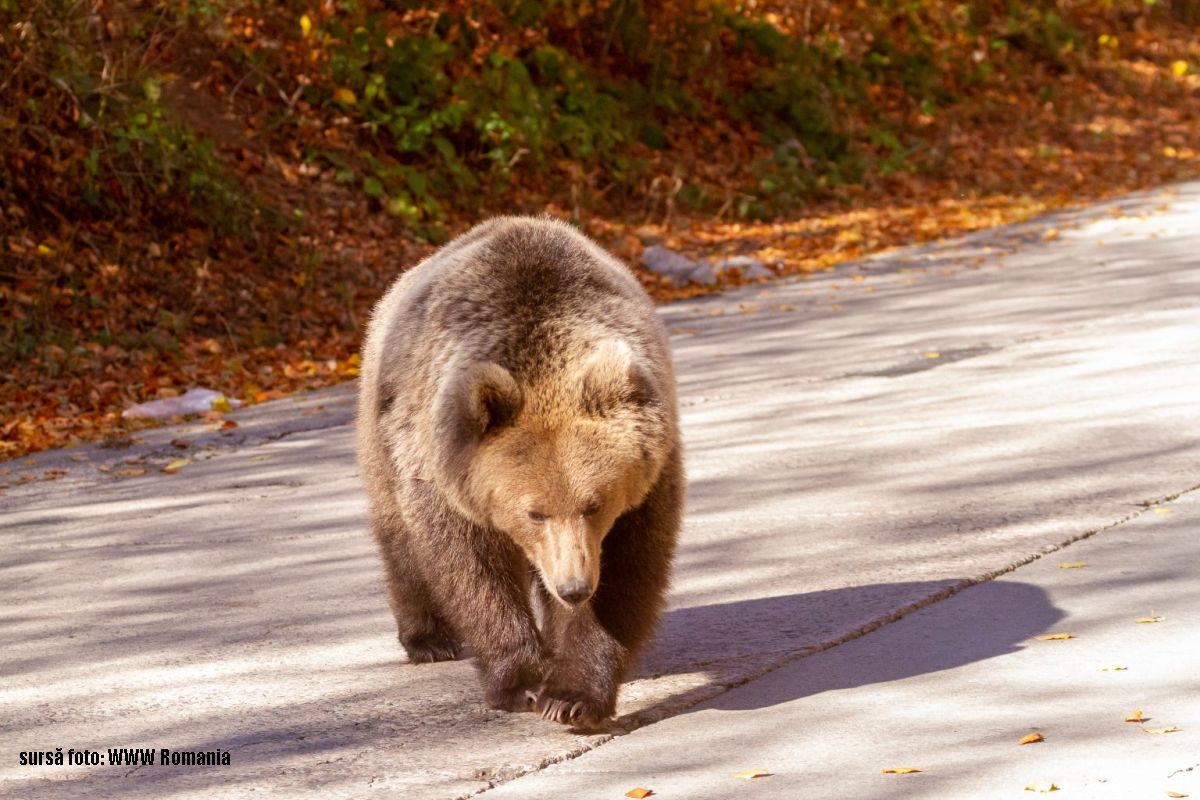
[532,688,611,729]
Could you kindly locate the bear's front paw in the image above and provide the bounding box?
[400,630,462,664]
[484,685,539,713]
[532,683,615,729]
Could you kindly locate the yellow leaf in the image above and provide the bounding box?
[161,458,189,474]
[299,14,313,37]
[1059,562,1085,569]
[1098,665,1128,672]
[1172,60,1189,77]
[1167,791,1189,797]
[924,352,941,359]
[333,87,357,104]
[1142,726,1181,735]
[1034,633,1075,641]
[1125,709,1148,723]
[1025,782,1059,793]
[733,769,770,779]
[1018,733,1045,745]
[1153,507,1173,515]
[1042,228,1060,241]
[1164,146,1179,158]
[625,789,653,799]
[882,767,922,774]
[1136,616,1165,624]
[113,467,146,477]
[37,243,53,255]
[852,274,866,282]
[211,395,233,413]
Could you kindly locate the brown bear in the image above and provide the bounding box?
[357,216,683,727]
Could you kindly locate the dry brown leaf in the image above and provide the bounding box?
[161,458,189,474]
[732,769,770,779]
[113,467,146,477]
[625,789,653,799]
[882,767,922,774]
[1025,782,1060,793]
[1034,633,1075,641]
[1058,562,1085,569]
[1142,726,1181,735]
[1125,710,1148,723]
[1018,733,1045,745]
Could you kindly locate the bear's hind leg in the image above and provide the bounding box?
[375,518,462,664]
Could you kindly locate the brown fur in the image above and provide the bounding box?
[357,216,683,727]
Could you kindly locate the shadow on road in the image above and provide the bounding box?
[625,579,1062,724]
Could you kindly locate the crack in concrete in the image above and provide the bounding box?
[465,479,1200,798]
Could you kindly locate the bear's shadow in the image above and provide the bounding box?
[619,578,1062,724]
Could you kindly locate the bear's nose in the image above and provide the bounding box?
[556,580,593,606]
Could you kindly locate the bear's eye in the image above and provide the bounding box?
[582,501,602,518]
[528,510,548,523]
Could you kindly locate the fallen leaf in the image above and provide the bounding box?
[924,351,941,359]
[161,458,190,474]
[333,87,357,105]
[299,13,313,37]
[1136,616,1165,624]
[1153,507,1174,515]
[249,454,272,462]
[68,453,89,462]
[1142,726,1181,735]
[1025,782,1060,793]
[1018,733,1045,745]
[1171,60,1189,77]
[625,789,653,799]
[1042,228,1061,240]
[1098,665,1128,672]
[1034,633,1075,641]
[732,769,771,779]
[211,395,233,413]
[1059,562,1085,569]
[221,420,239,429]
[1167,791,1189,797]
[113,467,146,477]
[882,767,922,774]
[1126,710,1148,723]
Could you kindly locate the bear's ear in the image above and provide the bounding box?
[436,361,523,447]
[579,338,656,416]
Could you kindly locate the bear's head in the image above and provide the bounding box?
[432,339,672,608]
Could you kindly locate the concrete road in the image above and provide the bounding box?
[480,487,1200,800]
[2,182,1198,799]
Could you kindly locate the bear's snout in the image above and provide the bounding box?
[555,579,593,606]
